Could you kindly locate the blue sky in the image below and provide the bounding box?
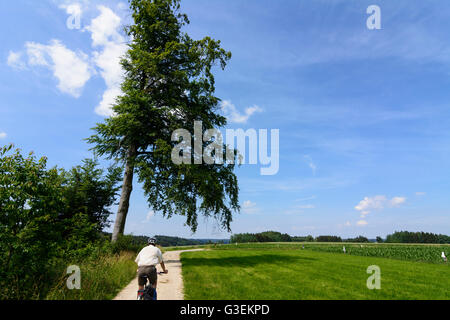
[1,0,450,239]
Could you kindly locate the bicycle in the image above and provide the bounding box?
[137,271,165,301]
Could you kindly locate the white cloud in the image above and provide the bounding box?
[7,4,126,114]
[0,132,7,139]
[355,195,387,216]
[95,87,122,117]
[354,195,406,218]
[86,5,123,47]
[221,100,262,124]
[357,220,368,226]
[390,196,406,207]
[86,5,127,116]
[146,210,155,221]
[26,43,50,66]
[242,200,259,214]
[7,51,25,70]
[140,210,156,223]
[24,40,92,98]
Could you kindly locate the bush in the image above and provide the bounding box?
[0,145,124,299]
[0,145,66,299]
[110,235,146,255]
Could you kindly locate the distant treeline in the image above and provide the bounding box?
[230,232,369,243]
[230,231,294,243]
[385,231,450,244]
[230,231,450,244]
[108,234,230,247]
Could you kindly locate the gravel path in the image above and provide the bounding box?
[113,249,204,300]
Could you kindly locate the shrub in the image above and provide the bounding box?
[110,235,146,255]
[0,145,66,299]
[0,145,124,299]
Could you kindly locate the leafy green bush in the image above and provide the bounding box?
[0,145,65,299]
[0,145,124,299]
[110,235,146,255]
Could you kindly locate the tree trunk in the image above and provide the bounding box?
[111,145,137,243]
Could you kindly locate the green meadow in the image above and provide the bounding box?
[181,244,450,300]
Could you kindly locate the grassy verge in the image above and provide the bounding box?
[45,251,137,300]
[181,248,450,300]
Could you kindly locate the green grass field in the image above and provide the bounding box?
[181,245,450,300]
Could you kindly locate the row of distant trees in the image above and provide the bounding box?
[109,234,229,248]
[230,231,293,243]
[385,231,450,244]
[230,232,370,243]
[230,231,450,244]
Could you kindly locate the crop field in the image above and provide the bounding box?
[181,243,450,300]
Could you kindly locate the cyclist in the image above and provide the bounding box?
[135,237,168,299]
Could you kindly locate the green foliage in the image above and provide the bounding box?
[56,159,122,255]
[110,234,146,254]
[344,236,369,243]
[0,145,65,299]
[385,231,450,244]
[60,159,122,236]
[291,235,314,242]
[87,0,239,234]
[315,235,343,242]
[155,235,204,247]
[230,231,292,243]
[107,233,228,249]
[0,145,124,299]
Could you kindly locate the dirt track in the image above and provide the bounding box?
[113,249,203,300]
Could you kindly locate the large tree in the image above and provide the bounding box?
[88,0,240,242]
